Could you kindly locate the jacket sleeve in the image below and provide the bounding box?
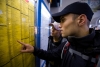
[33,41,66,61]
[46,39,50,66]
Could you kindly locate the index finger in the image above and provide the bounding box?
[17,40,26,45]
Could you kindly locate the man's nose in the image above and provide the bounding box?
[59,24,62,28]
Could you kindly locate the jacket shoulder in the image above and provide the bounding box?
[94,30,100,46]
[95,30,100,37]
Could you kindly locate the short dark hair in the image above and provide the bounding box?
[72,14,79,20]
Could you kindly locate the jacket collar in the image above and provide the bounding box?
[67,28,95,47]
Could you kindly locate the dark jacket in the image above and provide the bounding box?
[46,36,66,67]
[33,40,67,64]
[61,29,100,67]
[33,29,100,67]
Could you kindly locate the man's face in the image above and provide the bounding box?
[59,14,79,37]
[50,26,60,37]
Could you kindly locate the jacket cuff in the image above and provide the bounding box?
[33,46,39,55]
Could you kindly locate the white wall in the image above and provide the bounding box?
[50,7,59,14]
[40,1,51,67]
[92,10,100,19]
[50,0,80,14]
[43,0,50,10]
[90,10,100,26]
[59,0,80,12]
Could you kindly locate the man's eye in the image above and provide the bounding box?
[61,18,66,22]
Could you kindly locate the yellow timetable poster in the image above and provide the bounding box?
[31,54,36,67]
[29,2,34,11]
[12,0,20,10]
[28,54,35,67]
[26,55,32,67]
[24,23,29,38]
[0,0,7,25]
[7,6,14,58]
[21,14,29,39]
[23,53,32,67]
[29,9,32,26]
[10,8,21,57]
[12,34,21,57]
[11,54,23,67]
[31,11,35,26]
[11,7,21,39]
[29,10,35,26]
[0,26,10,66]
[24,38,29,44]
[7,6,11,26]
[3,62,11,67]
[7,0,11,6]
[21,39,30,67]
[21,14,25,39]
[11,8,21,26]
[30,41,35,46]
[29,27,35,41]
[0,0,35,67]
[21,0,28,15]
[8,24,14,58]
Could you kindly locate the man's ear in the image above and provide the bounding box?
[77,14,87,26]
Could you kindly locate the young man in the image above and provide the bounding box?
[18,2,100,67]
[52,2,100,67]
[46,22,66,67]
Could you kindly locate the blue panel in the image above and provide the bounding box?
[36,0,41,67]
[41,0,51,36]
[40,0,51,67]
[36,0,51,67]
[42,0,51,13]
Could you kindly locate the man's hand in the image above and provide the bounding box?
[17,41,34,53]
